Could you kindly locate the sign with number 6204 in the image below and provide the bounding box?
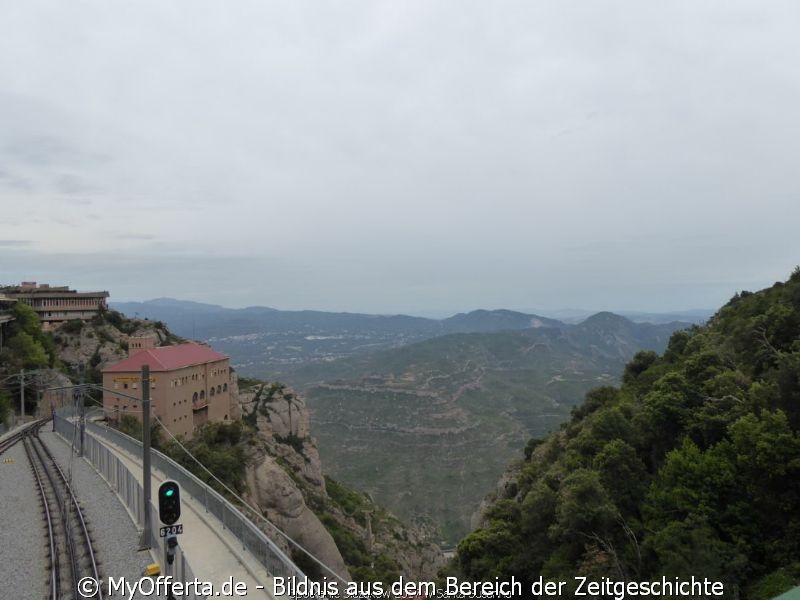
[159,524,184,537]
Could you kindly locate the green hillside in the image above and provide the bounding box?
[455,269,800,599]
[0,301,59,423]
[288,316,686,543]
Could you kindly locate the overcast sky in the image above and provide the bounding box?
[1,1,798,315]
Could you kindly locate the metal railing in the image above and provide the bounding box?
[55,409,305,583]
[53,415,199,597]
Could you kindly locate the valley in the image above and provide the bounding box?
[112,299,690,543]
[288,318,688,542]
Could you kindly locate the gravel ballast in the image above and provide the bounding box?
[0,440,46,598]
[38,429,156,599]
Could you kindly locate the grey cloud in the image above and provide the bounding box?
[3,135,74,167]
[112,233,157,241]
[52,174,97,196]
[2,135,109,168]
[51,218,78,227]
[0,2,799,313]
[0,167,35,191]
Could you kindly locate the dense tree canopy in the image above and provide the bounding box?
[2,302,56,370]
[456,268,800,599]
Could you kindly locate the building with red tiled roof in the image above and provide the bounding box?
[101,340,238,439]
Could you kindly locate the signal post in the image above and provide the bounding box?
[158,480,183,600]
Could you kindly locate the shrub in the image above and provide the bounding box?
[60,319,84,334]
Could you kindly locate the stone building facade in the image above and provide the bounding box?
[101,341,238,439]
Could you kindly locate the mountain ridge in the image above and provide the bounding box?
[454,268,800,598]
[112,298,698,382]
[285,314,689,542]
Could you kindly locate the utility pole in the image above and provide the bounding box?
[365,510,373,554]
[78,364,86,457]
[139,364,153,551]
[19,368,25,422]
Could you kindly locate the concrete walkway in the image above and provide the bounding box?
[89,431,277,599]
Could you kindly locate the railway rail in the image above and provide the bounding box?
[0,419,43,455]
[22,421,103,600]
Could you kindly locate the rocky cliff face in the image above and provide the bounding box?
[31,311,178,415]
[51,310,178,373]
[239,382,444,582]
[240,382,351,579]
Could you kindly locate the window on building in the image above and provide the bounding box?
[210,388,215,397]
[223,383,228,392]
[217,385,222,394]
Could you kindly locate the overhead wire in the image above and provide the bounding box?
[63,393,347,583]
[151,413,349,584]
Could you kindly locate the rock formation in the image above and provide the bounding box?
[239,382,444,582]
[240,382,351,579]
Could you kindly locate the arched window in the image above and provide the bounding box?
[210,387,215,397]
[200,390,205,400]
[223,383,228,392]
[192,392,198,402]
[217,385,222,394]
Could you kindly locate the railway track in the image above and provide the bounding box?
[0,419,44,455]
[23,423,103,600]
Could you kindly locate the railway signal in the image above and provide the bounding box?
[158,480,181,525]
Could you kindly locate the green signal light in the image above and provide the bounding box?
[158,480,181,525]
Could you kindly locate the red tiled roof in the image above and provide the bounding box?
[102,342,228,373]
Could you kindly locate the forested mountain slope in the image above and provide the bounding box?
[292,315,686,543]
[456,269,800,599]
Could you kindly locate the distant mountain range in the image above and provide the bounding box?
[531,308,711,324]
[111,298,703,378]
[112,298,568,337]
[113,297,691,543]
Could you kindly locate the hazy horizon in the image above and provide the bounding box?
[2,2,799,314]
[108,294,715,322]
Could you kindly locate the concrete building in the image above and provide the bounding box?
[0,293,16,349]
[101,340,238,439]
[1,281,109,330]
